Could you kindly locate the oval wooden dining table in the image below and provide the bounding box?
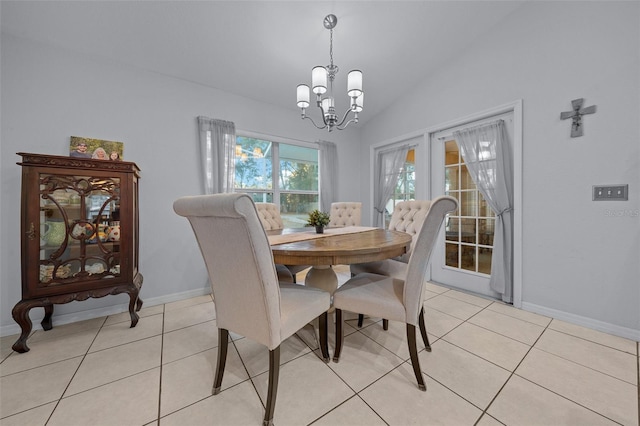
[267,227,412,296]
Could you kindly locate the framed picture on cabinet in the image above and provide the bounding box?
[69,136,124,161]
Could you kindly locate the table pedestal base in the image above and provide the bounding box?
[304,265,338,296]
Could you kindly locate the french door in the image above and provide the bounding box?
[429,112,514,298]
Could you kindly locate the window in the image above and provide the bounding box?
[384,148,415,227]
[444,140,494,274]
[234,135,319,228]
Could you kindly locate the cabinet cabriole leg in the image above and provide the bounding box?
[11,301,34,353]
[41,304,54,331]
[128,290,140,328]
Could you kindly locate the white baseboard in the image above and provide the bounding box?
[521,302,640,342]
[0,288,211,338]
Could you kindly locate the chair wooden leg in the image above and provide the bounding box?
[318,311,329,362]
[263,346,281,426]
[418,307,431,352]
[357,313,364,328]
[382,319,389,330]
[406,324,426,391]
[333,309,343,362]
[212,328,229,395]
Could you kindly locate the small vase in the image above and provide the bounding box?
[315,226,324,234]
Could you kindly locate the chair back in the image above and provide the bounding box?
[329,202,362,227]
[255,202,284,230]
[388,200,432,262]
[173,194,283,349]
[403,196,457,325]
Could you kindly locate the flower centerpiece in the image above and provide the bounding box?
[306,209,330,234]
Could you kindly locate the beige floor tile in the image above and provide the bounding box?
[475,413,504,426]
[103,303,164,326]
[445,289,494,308]
[489,374,618,425]
[487,301,552,327]
[425,294,485,321]
[252,352,354,426]
[233,334,312,378]
[312,395,386,425]
[425,281,450,294]
[162,320,219,364]
[65,335,161,396]
[28,317,104,343]
[161,345,249,416]
[164,294,213,312]
[443,322,530,371]
[359,320,431,361]
[1,331,95,376]
[422,339,511,409]
[89,312,163,353]
[468,308,546,345]
[535,328,637,384]
[48,368,160,426]
[0,357,81,418]
[516,348,638,425]
[423,289,441,300]
[159,381,264,426]
[424,306,465,338]
[549,318,638,354]
[359,362,483,425]
[162,300,216,333]
[0,401,56,426]
[329,331,404,392]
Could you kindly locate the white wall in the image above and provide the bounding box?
[361,2,639,338]
[0,34,362,334]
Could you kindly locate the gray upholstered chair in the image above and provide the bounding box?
[350,199,433,329]
[255,202,308,283]
[332,196,457,391]
[255,202,295,282]
[174,194,330,426]
[328,202,362,227]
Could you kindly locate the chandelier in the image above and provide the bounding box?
[296,14,363,132]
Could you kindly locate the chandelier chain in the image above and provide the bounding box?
[329,28,334,68]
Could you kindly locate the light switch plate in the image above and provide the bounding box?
[593,184,628,201]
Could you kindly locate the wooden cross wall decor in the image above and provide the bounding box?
[560,98,597,137]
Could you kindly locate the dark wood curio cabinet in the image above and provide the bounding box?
[12,153,143,353]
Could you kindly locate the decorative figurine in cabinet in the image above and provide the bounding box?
[12,153,143,353]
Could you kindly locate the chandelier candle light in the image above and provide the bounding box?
[296,14,363,132]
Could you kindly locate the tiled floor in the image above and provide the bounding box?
[1,265,638,425]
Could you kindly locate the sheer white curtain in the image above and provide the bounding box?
[197,116,236,194]
[373,145,410,227]
[318,140,337,213]
[454,119,513,303]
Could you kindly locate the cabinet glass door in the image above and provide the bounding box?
[39,174,121,285]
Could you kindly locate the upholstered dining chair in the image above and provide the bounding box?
[332,196,457,391]
[174,194,331,426]
[255,202,308,283]
[328,202,362,227]
[350,199,433,329]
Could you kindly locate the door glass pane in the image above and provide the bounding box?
[460,191,477,216]
[461,245,476,272]
[478,247,493,274]
[443,139,493,276]
[460,165,474,190]
[445,243,459,267]
[460,218,476,244]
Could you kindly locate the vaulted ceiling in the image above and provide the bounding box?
[1,1,527,123]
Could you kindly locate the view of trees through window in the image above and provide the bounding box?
[234,136,319,228]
